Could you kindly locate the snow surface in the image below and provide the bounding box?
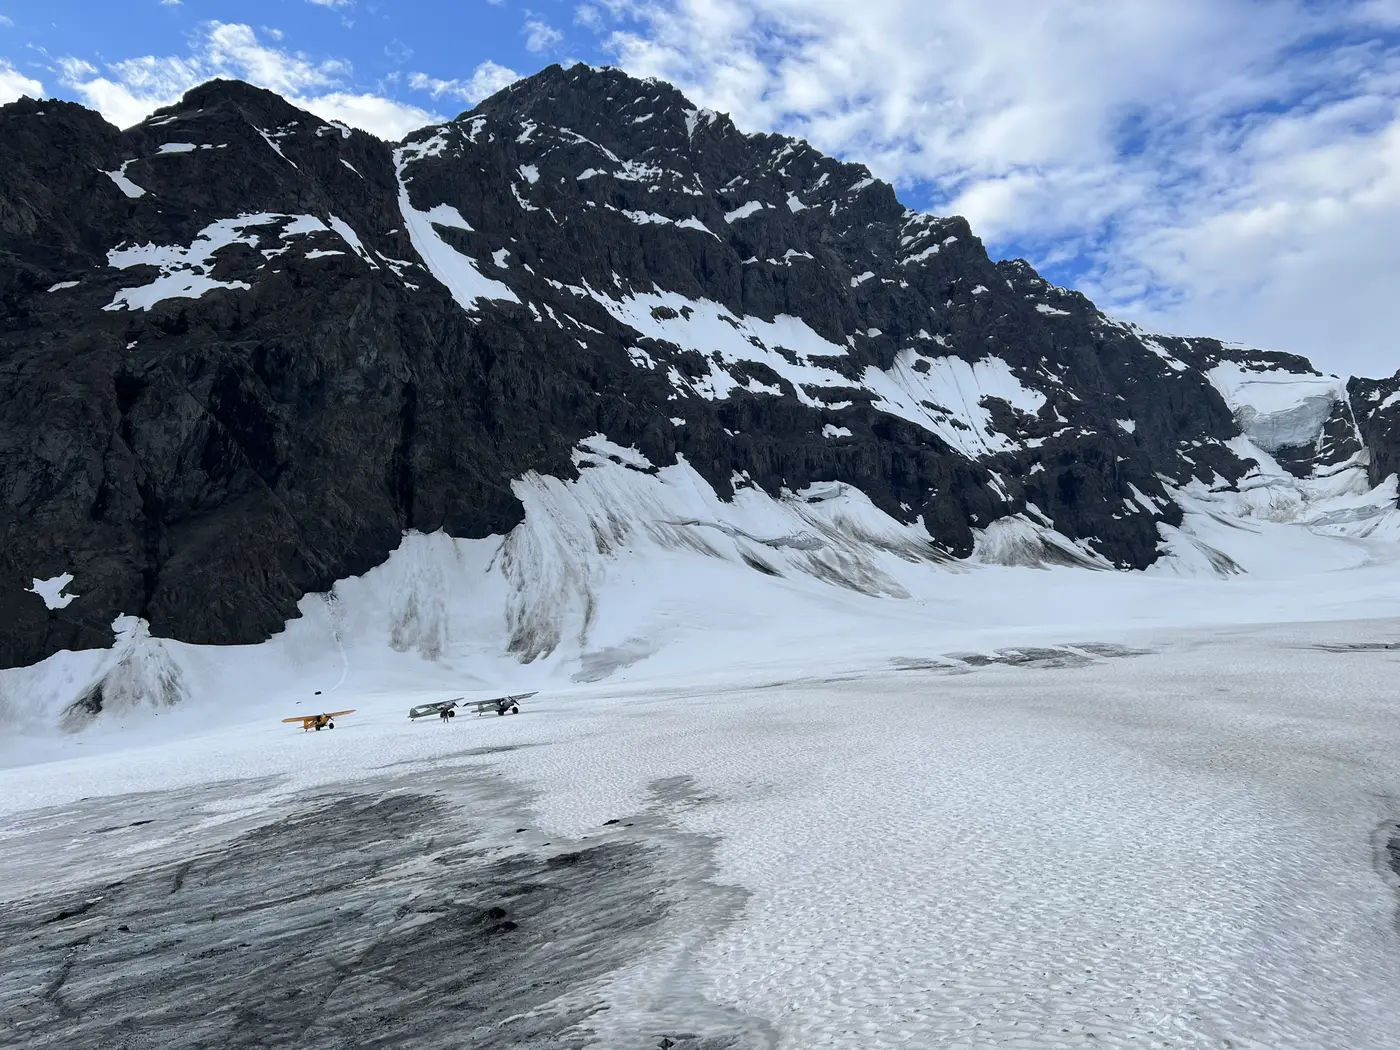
[1206,361,1346,453]
[8,438,1400,1046]
[1207,361,1343,416]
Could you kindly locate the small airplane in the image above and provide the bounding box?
[282,709,355,731]
[408,699,463,721]
[470,692,536,716]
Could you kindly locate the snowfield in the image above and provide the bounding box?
[5,444,1400,1048]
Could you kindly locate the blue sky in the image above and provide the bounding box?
[1,1,593,127]
[4,1,1400,376]
[10,0,568,97]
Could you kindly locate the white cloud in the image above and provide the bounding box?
[524,19,564,53]
[0,60,42,103]
[55,22,436,140]
[293,90,437,139]
[408,61,520,104]
[204,21,346,94]
[1093,101,1400,372]
[587,0,1400,375]
[306,0,352,7]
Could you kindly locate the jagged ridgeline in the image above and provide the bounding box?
[3,63,1399,671]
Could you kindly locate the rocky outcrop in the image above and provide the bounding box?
[1,66,1394,669]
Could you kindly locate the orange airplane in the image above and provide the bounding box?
[282,709,355,732]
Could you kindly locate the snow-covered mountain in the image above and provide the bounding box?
[4,65,1399,726]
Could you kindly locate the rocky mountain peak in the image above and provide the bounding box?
[149,78,319,134]
[472,63,728,147]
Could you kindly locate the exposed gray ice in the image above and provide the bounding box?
[0,771,771,1050]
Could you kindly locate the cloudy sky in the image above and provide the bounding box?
[3,0,1399,376]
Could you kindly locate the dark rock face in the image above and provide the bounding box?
[1349,374,1400,488]
[0,66,1392,669]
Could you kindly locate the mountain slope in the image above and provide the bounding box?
[2,64,1397,673]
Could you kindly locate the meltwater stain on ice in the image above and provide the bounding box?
[891,642,1152,673]
[1312,641,1400,653]
[573,635,662,683]
[1376,820,1400,885]
[1372,819,1400,939]
[0,781,770,1049]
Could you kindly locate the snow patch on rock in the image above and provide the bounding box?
[29,573,78,610]
[724,201,766,222]
[861,352,1047,458]
[102,213,360,311]
[394,148,520,311]
[103,161,146,198]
